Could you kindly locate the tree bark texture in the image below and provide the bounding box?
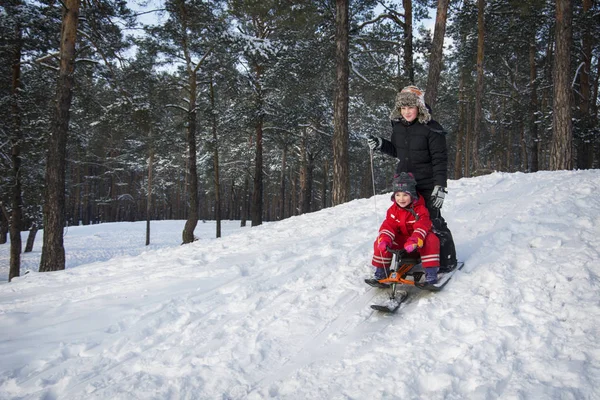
[24,225,38,253]
[471,0,485,173]
[146,127,153,246]
[182,74,199,243]
[0,208,8,245]
[332,0,350,206]
[179,0,202,243]
[251,111,264,226]
[528,40,540,172]
[279,147,287,219]
[9,8,23,281]
[425,0,449,108]
[575,0,593,169]
[455,70,467,179]
[402,0,414,83]
[40,0,80,272]
[251,60,265,226]
[210,79,221,238]
[299,128,309,214]
[549,0,573,170]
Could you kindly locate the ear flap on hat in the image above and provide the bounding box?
[389,86,431,124]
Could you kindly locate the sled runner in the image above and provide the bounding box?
[365,248,464,313]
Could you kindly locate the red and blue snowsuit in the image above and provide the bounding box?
[372,195,440,270]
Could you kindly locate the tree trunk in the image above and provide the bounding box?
[251,62,264,226]
[594,57,600,168]
[210,79,221,238]
[402,0,414,83]
[471,0,485,172]
[322,158,329,209]
[24,224,38,253]
[528,39,540,172]
[299,128,309,214]
[575,0,593,169]
[71,154,81,224]
[240,165,249,227]
[307,154,314,212]
[9,7,23,281]
[182,79,199,243]
[178,0,206,243]
[454,69,466,178]
[520,118,528,171]
[251,115,264,226]
[40,0,80,272]
[549,0,573,170]
[279,146,287,219]
[0,206,8,244]
[146,127,153,246]
[290,166,298,215]
[332,0,350,206]
[425,0,449,108]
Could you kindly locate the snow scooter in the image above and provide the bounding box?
[364,247,463,313]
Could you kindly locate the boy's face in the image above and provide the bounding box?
[394,191,412,207]
[400,106,418,122]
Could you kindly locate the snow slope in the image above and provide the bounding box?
[1,170,599,400]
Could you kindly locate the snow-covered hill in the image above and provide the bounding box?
[1,170,599,399]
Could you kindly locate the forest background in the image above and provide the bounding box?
[1,0,598,278]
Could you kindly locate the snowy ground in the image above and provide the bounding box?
[1,170,599,400]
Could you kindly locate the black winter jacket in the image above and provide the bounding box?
[379,118,448,193]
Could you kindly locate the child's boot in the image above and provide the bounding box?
[374,267,390,280]
[365,266,391,288]
[424,267,439,284]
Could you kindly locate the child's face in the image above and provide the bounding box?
[400,106,418,122]
[394,191,412,207]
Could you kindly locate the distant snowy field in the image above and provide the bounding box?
[0,220,248,281]
[1,170,599,400]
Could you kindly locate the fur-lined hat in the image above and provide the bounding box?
[390,172,419,201]
[389,85,431,124]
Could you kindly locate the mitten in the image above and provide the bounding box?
[431,185,447,209]
[377,236,391,252]
[367,135,382,150]
[403,236,423,253]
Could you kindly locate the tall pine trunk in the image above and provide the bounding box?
[279,147,287,219]
[425,0,449,108]
[332,0,349,206]
[182,74,199,243]
[528,40,540,172]
[549,0,573,170]
[210,79,221,238]
[251,63,264,226]
[402,0,413,83]
[146,126,153,246]
[9,6,23,281]
[575,0,593,168]
[40,0,80,272]
[471,0,485,173]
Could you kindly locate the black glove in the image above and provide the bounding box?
[430,185,447,209]
[367,135,382,150]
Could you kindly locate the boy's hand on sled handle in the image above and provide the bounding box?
[377,236,391,252]
[367,135,382,150]
[431,185,447,209]
[403,236,423,253]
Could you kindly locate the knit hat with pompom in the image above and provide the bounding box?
[390,172,419,201]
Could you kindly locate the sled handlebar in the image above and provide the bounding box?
[386,247,408,256]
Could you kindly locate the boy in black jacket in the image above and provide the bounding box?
[368,86,457,271]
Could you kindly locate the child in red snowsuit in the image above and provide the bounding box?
[372,172,440,284]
